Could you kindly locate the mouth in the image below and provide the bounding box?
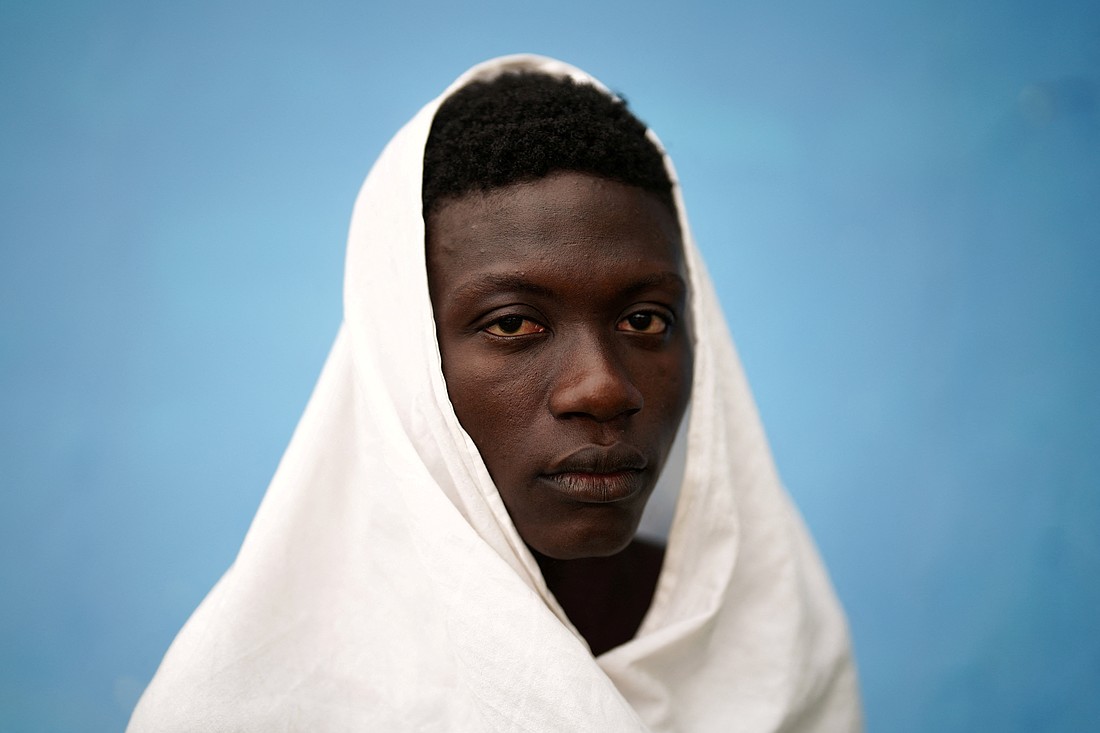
[540,444,649,503]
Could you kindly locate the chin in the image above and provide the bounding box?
[530,509,641,560]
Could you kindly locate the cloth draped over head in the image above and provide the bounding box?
[129,55,861,732]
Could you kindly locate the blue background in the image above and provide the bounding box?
[2,1,1098,730]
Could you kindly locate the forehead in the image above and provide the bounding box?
[425,171,684,296]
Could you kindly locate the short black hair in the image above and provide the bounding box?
[422,72,675,217]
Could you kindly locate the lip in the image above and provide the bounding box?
[540,470,646,503]
[540,444,649,503]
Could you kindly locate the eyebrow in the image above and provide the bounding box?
[450,271,687,302]
[450,274,557,302]
[619,271,688,299]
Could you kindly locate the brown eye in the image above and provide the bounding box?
[617,311,668,335]
[485,315,546,337]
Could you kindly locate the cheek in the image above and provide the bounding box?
[636,344,694,429]
[671,348,695,415]
[442,344,549,472]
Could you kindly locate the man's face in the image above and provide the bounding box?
[426,171,693,560]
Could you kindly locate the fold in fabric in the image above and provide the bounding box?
[129,55,862,732]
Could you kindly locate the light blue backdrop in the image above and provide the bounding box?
[2,1,1097,730]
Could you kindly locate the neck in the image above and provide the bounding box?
[533,538,665,656]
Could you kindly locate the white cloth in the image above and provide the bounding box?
[129,55,861,732]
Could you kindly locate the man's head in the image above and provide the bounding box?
[423,73,692,560]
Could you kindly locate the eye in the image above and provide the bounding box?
[617,310,670,335]
[484,315,547,337]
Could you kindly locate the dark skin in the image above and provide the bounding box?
[426,171,693,655]
[531,538,666,654]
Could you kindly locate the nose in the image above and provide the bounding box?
[548,335,643,422]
